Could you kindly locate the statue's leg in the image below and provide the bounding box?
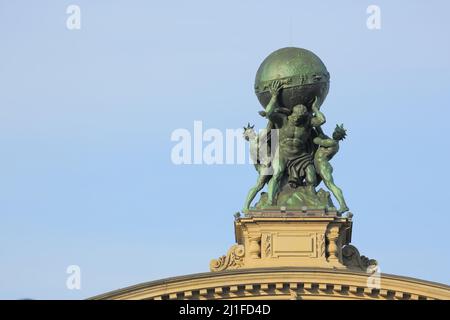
[305,164,318,193]
[321,164,349,213]
[267,150,285,206]
[243,174,270,211]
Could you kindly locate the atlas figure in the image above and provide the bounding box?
[262,80,326,206]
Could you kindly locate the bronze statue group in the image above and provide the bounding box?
[243,80,349,214]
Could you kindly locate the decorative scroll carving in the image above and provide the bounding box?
[210,245,245,272]
[342,244,378,271]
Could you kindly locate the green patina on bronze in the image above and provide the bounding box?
[243,47,348,214]
[254,47,330,112]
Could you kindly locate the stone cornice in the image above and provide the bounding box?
[89,267,450,300]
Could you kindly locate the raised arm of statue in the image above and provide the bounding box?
[258,80,284,121]
[311,96,326,127]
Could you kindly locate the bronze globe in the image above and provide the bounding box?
[254,47,330,111]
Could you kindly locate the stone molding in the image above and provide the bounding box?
[89,268,450,300]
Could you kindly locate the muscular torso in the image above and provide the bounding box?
[278,121,312,159]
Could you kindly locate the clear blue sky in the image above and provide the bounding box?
[0,0,449,299]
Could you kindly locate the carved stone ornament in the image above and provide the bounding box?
[263,233,272,258]
[210,244,245,272]
[342,244,378,272]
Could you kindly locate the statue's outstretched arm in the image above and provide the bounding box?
[313,136,336,147]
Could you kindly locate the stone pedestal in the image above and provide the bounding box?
[210,209,376,272]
